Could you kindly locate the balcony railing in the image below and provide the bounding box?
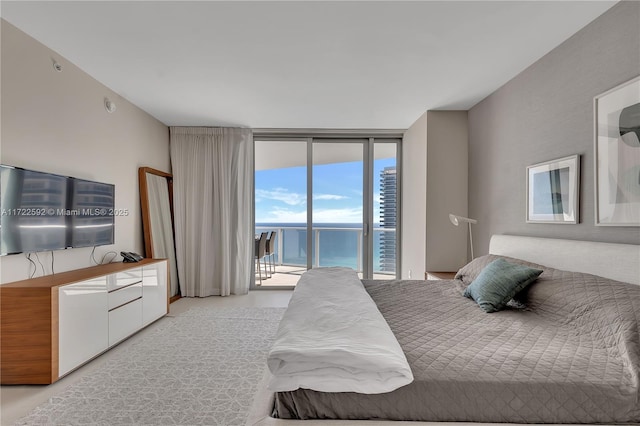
[256,225,396,275]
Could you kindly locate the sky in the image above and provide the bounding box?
[255,158,395,224]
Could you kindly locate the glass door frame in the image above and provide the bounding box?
[370,138,402,280]
[311,138,368,275]
[252,133,402,289]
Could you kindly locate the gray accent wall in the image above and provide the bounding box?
[468,1,640,256]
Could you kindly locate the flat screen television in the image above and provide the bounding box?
[0,165,115,255]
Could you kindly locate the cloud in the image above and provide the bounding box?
[257,208,307,224]
[256,207,363,224]
[313,194,348,201]
[255,188,305,206]
[313,207,362,223]
[255,188,348,206]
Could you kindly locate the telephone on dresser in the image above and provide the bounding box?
[121,251,143,263]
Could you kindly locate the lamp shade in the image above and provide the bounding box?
[449,214,477,226]
[449,213,478,260]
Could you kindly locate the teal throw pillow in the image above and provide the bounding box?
[463,258,543,313]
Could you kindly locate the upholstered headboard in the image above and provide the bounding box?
[489,235,640,285]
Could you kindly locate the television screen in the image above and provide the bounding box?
[70,178,115,248]
[0,165,115,255]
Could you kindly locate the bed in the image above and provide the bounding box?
[247,235,640,425]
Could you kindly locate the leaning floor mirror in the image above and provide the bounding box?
[139,167,180,301]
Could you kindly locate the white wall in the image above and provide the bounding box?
[401,112,427,279]
[402,110,469,278]
[1,20,170,284]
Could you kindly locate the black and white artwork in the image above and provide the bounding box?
[595,76,640,226]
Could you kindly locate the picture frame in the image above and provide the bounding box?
[594,76,640,226]
[526,155,580,224]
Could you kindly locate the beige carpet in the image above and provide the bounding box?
[15,307,285,426]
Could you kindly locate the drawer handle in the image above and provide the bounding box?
[108,296,142,312]
[108,280,142,293]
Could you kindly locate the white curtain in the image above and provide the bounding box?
[170,127,253,297]
[146,173,180,297]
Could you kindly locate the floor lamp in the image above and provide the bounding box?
[449,214,478,260]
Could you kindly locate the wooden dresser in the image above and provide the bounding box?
[0,259,168,384]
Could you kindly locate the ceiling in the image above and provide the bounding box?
[1,1,617,129]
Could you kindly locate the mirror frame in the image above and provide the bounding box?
[138,166,180,302]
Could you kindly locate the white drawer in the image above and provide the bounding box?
[108,282,142,310]
[108,298,143,346]
[142,261,168,326]
[107,268,142,291]
[58,278,108,377]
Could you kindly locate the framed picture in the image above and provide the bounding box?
[526,155,580,224]
[594,76,640,226]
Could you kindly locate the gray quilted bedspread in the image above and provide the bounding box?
[273,259,640,423]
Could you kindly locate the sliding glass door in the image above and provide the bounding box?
[254,140,308,286]
[312,140,365,273]
[254,137,400,288]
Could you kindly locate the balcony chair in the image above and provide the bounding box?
[265,231,277,276]
[255,232,268,285]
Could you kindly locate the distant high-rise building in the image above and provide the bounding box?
[379,166,396,273]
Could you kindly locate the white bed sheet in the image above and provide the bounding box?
[267,267,413,394]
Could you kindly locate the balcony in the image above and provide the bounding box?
[255,225,396,286]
